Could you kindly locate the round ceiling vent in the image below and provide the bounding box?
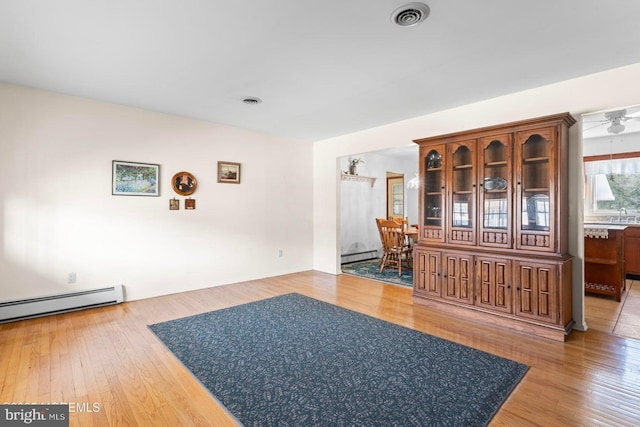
[391,2,430,27]
[242,97,262,105]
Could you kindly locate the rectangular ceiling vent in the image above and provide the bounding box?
[0,285,124,323]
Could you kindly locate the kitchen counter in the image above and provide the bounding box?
[585,222,634,228]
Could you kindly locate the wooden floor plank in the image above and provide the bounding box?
[1,271,640,426]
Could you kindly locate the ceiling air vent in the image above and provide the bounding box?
[391,2,430,27]
[242,97,262,105]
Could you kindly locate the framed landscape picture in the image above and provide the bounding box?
[112,161,160,196]
[217,161,241,184]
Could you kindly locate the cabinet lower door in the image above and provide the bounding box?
[514,261,558,324]
[442,252,474,305]
[414,250,442,297]
[625,227,640,276]
[476,257,512,313]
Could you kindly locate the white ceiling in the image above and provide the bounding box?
[2,0,640,142]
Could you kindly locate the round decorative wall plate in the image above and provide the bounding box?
[171,171,197,196]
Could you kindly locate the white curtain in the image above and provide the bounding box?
[584,158,640,175]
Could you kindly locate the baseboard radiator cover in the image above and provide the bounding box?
[341,249,379,264]
[0,285,124,323]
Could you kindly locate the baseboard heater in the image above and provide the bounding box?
[341,249,378,264]
[0,285,124,323]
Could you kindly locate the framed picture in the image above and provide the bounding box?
[112,161,160,196]
[169,198,179,210]
[217,161,241,184]
[185,198,196,210]
[171,171,197,196]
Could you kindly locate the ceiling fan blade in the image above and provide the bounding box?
[622,110,640,120]
[584,123,607,131]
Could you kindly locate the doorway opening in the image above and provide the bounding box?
[582,104,640,340]
[387,172,404,220]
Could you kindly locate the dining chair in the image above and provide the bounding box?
[375,218,387,267]
[378,220,412,276]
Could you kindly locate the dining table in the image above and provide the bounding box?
[404,226,419,240]
[403,226,419,254]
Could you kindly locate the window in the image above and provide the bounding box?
[584,154,640,215]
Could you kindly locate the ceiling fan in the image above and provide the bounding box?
[584,109,640,134]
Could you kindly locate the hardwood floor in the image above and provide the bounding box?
[586,278,640,340]
[2,271,640,426]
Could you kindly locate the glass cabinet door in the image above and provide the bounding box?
[422,145,445,242]
[515,127,556,252]
[447,141,476,245]
[479,135,512,248]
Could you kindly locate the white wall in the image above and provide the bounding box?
[583,132,640,156]
[0,83,313,302]
[313,62,640,332]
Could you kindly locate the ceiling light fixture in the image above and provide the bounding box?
[406,173,420,189]
[242,97,262,105]
[607,120,625,134]
[391,2,430,27]
[605,110,626,134]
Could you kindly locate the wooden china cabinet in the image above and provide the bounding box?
[413,113,575,341]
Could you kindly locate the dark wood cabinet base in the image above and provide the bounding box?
[413,295,574,342]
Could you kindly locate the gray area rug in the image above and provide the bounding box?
[149,293,528,426]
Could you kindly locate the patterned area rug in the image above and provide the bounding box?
[341,259,413,287]
[149,293,528,427]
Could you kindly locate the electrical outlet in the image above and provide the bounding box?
[68,272,76,284]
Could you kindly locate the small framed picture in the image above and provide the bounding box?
[169,198,179,210]
[185,198,196,210]
[217,161,241,184]
[112,161,160,196]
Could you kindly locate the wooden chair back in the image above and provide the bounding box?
[391,217,409,227]
[375,217,386,243]
[379,220,405,252]
[378,220,412,275]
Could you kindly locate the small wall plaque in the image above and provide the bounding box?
[185,198,196,210]
[169,198,179,210]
